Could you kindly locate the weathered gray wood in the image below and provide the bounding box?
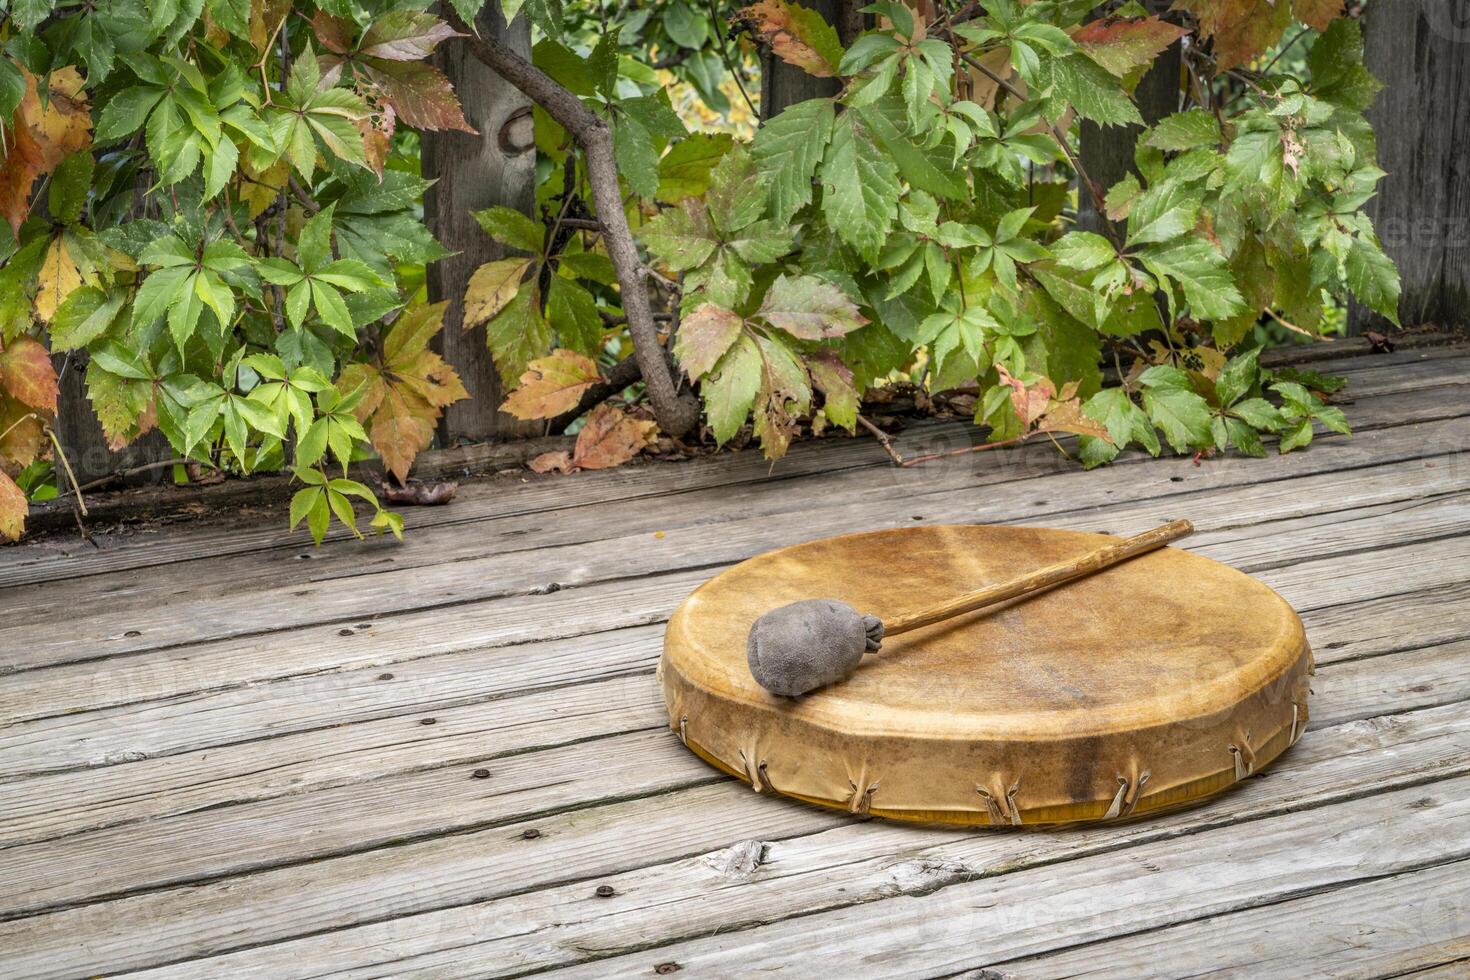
[6,452,1467,732]
[3,345,1460,590]
[1353,1,1470,333]
[5,379,1466,674]
[529,774,1470,978]
[67,707,1470,980]
[997,859,1470,979]
[423,4,540,443]
[5,696,1464,980]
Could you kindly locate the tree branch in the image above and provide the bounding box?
[447,15,700,437]
[549,353,646,433]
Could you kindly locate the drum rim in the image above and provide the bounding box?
[663,523,1309,741]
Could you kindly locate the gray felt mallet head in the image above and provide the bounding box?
[745,520,1194,697]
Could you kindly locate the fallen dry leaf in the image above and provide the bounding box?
[382,479,458,505]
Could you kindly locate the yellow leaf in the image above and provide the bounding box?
[337,302,469,481]
[571,404,658,470]
[463,257,532,328]
[241,161,290,219]
[35,235,85,323]
[500,349,601,420]
[0,470,26,541]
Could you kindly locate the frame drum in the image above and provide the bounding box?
[659,525,1312,826]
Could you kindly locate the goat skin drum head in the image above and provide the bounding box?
[658,525,1312,826]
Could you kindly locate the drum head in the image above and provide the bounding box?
[659,525,1312,826]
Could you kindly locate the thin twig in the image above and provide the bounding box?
[46,427,87,517]
[1268,308,1333,342]
[1263,26,1311,74]
[857,414,905,466]
[704,0,759,117]
[901,434,1024,467]
[288,175,322,214]
[642,265,682,294]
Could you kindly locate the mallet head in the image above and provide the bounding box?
[746,598,884,697]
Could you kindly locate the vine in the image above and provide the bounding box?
[0,0,1397,542]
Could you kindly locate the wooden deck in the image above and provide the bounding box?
[2,340,1469,978]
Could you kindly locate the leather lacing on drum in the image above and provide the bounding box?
[846,778,879,814]
[976,779,1023,826]
[738,748,769,793]
[1103,770,1151,820]
[1229,731,1256,779]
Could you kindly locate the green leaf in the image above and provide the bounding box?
[658,133,734,201]
[1079,386,1159,467]
[859,98,968,199]
[49,286,123,350]
[757,274,868,340]
[1145,109,1222,152]
[474,205,543,254]
[750,98,834,221]
[705,145,765,234]
[1309,18,1382,112]
[807,349,858,431]
[1051,231,1115,271]
[1139,366,1212,453]
[1136,238,1246,321]
[637,200,718,271]
[1125,178,1202,246]
[820,113,900,262]
[703,332,761,444]
[1211,349,1256,409]
[131,266,191,330]
[485,285,552,388]
[728,220,794,264]
[47,153,94,224]
[545,276,602,356]
[1343,236,1401,325]
[0,56,24,120]
[297,204,335,273]
[1279,417,1313,453]
[613,115,660,198]
[1044,53,1142,127]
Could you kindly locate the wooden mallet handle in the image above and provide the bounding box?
[882,519,1195,637]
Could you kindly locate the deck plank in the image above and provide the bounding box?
[4,385,1468,677]
[990,859,1470,979]
[1,465,1465,785]
[521,775,1470,979]
[2,346,1459,591]
[98,738,1470,979]
[0,342,1467,978]
[4,691,1468,978]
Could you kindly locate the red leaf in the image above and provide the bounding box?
[0,336,58,413]
[0,65,92,236]
[740,0,844,78]
[1293,0,1345,31]
[1071,17,1188,77]
[1175,0,1291,70]
[359,59,475,133]
[310,11,355,54]
[359,10,464,61]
